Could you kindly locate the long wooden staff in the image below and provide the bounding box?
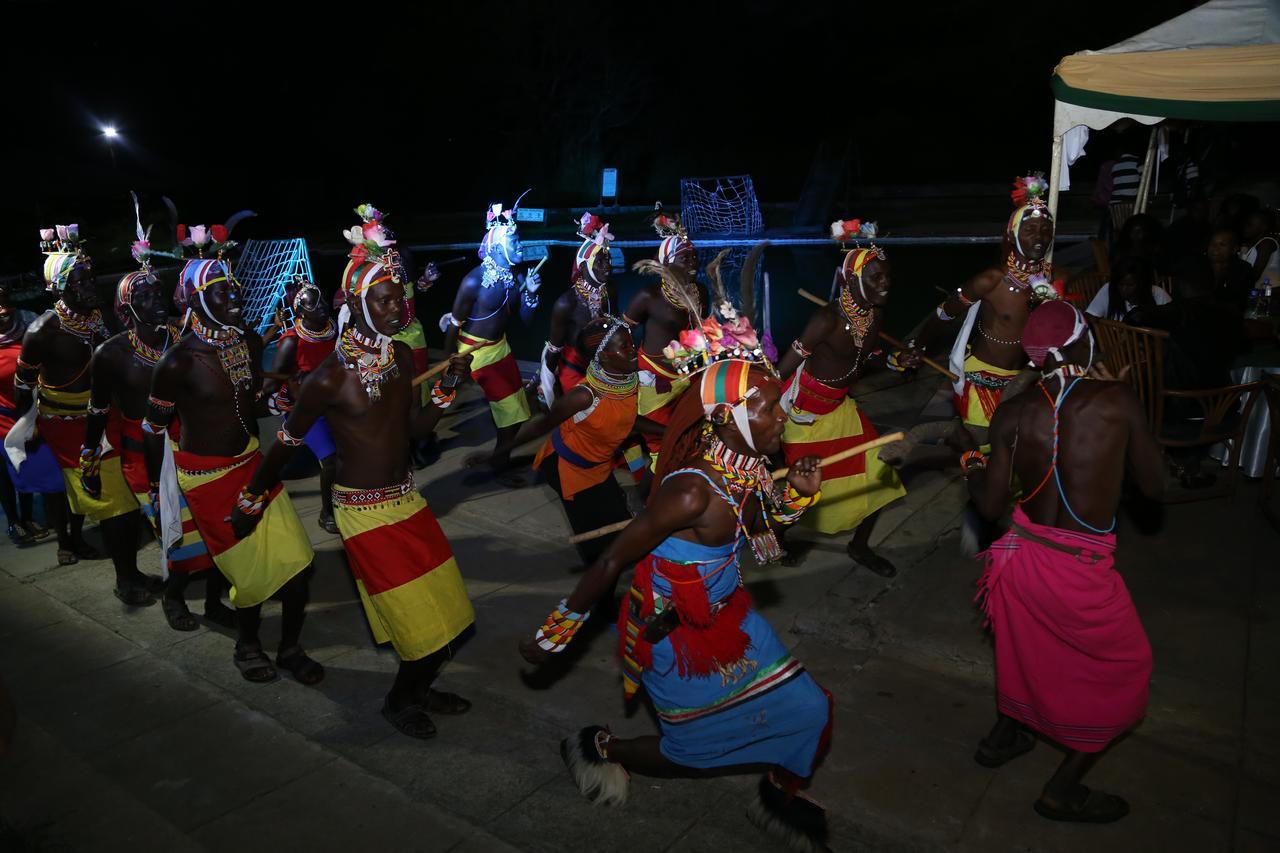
[796,288,958,382]
[566,431,904,545]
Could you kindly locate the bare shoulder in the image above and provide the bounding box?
[970,267,1005,297]
[653,465,713,515]
[306,353,349,394]
[95,332,130,363]
[23,310,58,341]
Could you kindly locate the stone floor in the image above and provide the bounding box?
[1,370,1277,852]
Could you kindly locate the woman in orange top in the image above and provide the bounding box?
[518,316,639,565]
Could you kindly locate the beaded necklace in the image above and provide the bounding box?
[191,312,254,433]
[336,325,399,402]
[54,301,106,345]
[836,286,875,345]
[1004,252,1043,292]
[127,325,174,367]
[659,275,702,322]
[480,256,515,290]
[584,360,637,398]
[703,433,784,563]
[294,317,335,342]
[572,276,609,318]
[976,318,1021,347]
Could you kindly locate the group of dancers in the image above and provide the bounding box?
[0,175,1164,849]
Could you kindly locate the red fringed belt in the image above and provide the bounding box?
[617,553,752,699]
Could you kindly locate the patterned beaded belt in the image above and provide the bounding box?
[332,475,415,507]
[965,370,1014,390]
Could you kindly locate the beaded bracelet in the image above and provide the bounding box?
[534,598,591,653]
[236,486,267,518]
[78,445,102,477]
[430,381,457,410]
[87,402,111,416]
[936,303,953,322]
[267,388,293,416]
[544,341,564,354]
[960,449,988,473]
[522,289,540,309]
[769,485,821,524]
[790,339,812,359]
[277,425,305,447]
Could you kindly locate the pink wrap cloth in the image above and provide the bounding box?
[976,506,1152,753]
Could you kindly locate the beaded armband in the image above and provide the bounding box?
[236,486,267,518]
[534,598,590,653]
[935,303,953,322]
[430,381,456,409]
[87,401,111,416]
[13,358,39,391]
[769,484,821,525]
[544,341,563,354]
[276,424,305,447]
[960,449,988,474]
[790,339,812,359]
[521,289,540,309]
[142,396,176,435]
[955,288,975,307]
[885,350,909,373]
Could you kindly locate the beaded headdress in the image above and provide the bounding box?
[172,207,256,331]
[340,202,406,357]
[829,217,883,301]
[1007,173,1052,256]
[38,224,89,293]
[652,202,694,265]
[574,212,613,285]
[478,189,531,262]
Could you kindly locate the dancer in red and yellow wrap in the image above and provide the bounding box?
[779,230,912,578]
[954,300,1164,824]
[540,212,617,406]
[146,207,323,686]
[84,216,225,627]
[519,316,640,565]
[9,223,161,603]
[624,204,706,472]
[236,201,476,740]
[443,194,540,487]
[521,300,837,853]
[0,280,51,546]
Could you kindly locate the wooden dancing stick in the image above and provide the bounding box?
[410,339,497,387]
[565,432,905,545]
[796,288,959,382]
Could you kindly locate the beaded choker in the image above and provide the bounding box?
[337,326,399,401]
[294,318,335,342]
[659,275,701,321]
[1004,252,1044,290]
[704,434,769,494]
[127,325,173,367]
[837,286,875,345]
[480,257,515,289]
[573,276,609,318]
[54,301,106,345]
[585,361,637,398]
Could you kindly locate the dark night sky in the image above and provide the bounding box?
[0,0,1232,270]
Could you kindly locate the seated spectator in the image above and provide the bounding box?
[1086,253,1171,321]
[1128,256,1244,488]
[1239,207,1279,287]
[1206,227,1256,312]
[1164,197,1211,265]
[1130,256,1242,394]
[1115,213,1167,275]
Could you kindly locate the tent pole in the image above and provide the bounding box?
[1047,132,1063,265]
[1135,125,1159,214]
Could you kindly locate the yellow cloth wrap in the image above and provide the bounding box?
[62,456,138,521]
[175,437,313,607]
[332,486,474,660]
[462,332,531,429]
[781,396,906,535]
[959,353,1021,429]
[36,388,137,521]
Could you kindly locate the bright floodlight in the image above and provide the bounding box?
[102,126,119,139]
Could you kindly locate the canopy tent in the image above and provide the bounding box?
[1046,0,1280,233]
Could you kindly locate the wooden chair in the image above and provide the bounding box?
[1159,381,1264,502]
[1064,271,1108,309]
[1091,316,1168,433]
[1090,317,1263,502]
